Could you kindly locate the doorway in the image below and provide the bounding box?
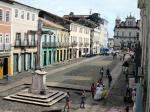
[3,58,8,76]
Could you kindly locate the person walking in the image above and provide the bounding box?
[123,54,126,61]
[91,83,95,99]
[106,68,110,78]
[108,75,112,88]
[80,90,86,109]
[100,67,104,78]
[64,92,70,112]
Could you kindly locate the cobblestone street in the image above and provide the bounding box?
[0,56,130,112]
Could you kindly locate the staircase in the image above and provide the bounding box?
[4,89,67,107]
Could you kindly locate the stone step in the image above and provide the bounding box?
[17,90,59,99]
[4,92,67,106]
[10,92,65,103]
[48,93,67,106]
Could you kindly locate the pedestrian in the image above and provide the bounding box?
[80,90,86,109]
[100,67,104,78]
[108,75,112,88]
[131,88,136,103]
[91,83,95,99]
[123,54,126,61]
[126,84,130,96]
[106,68,110,78]
[64,92,70,112]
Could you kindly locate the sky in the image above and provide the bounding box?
[16,0,140,38]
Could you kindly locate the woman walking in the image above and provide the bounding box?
[64,92,70,112]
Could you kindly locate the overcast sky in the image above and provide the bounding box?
[16,0,140,38]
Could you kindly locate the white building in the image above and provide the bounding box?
[113,15,140,50]
[99,20,109,48]
[69,22,90,58]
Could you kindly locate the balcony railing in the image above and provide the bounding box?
[29,41,37,47]
[71,41,78,47]
[0,44,4,51]
[0,44,11,51]
[84,42,90,47]
[50,42,57,48]
[79,42,83,47]
[5,44,11,51]
[63,42,70,47]
[42,42,50,48]
[15,40,21,47]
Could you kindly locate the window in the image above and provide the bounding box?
[44,35,47,42]
[16,33,21,44]
[79,28,82,33]
[21,11,24,19]
[116,31,119,36]
[122,31,124,37]
[15,9,19,18]
[31,34,35,43]
[27,12,30,20]
[32,14,35,21]
[0,34,3,43]
[0,9,3,21]
[6,11,10,22]
[5,34,10,43]
[129,32,131,37]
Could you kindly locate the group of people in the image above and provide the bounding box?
[91,78,107,101]
[63,67,113,112]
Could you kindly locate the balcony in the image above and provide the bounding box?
[0,44,11,51]
[79,42,83,47]
[14,40,21,47]
[42,42,50,48]
[21,40,29,46]
[84,42,90,47]
[63,42,70,48]
[49,42,57,48]
[5,44,11,51]
[71,41,78,47]
[0,44,4,51]
[29,41,37,47]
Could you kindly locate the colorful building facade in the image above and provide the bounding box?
[0,1,12,79]
[40,18,69,66]
[11,1,39,74]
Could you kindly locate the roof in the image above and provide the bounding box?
[39,17,68,30]
[1,0,39,10]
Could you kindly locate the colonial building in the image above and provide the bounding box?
[39,17,69,66]
[0,0,12,79]
[113,15,140,50]
[11,1,39,74]
[107,38,114,49]
[63,13,109,54]
[69,22,90,58]
[39,10,90,59]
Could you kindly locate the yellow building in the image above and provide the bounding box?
[56,30,70,62]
